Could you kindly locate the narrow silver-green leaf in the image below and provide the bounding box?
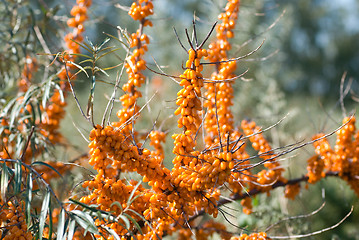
[126,208,152,232]
[98,38,111,49]
[103,32,130,49]
[42,79,52,108]
[71,210,99,234]
[56,209,66,240]
[94,66,109,77]
[14,159,22,195]
[118,214,130,229]
[123,213,142,234]
[67,219,76,240]
[31,161,63,178]
[26,172,33,226]
[97,48,122,61]
[110,201,123,212]
[126,181,142,207]
[66,61,89,78]
[1,162,9,200]
[71,39,92,53]
[101,63,123,71]
[103,226,121,240]
[39,191,50,240]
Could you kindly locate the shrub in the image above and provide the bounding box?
[0,0,357,239]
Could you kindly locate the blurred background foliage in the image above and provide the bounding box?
[1,0,359,239]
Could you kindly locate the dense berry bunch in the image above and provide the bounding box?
[241,119,286,190]
[149,130,166,160]
[308,116,359,196]
[284,183,301,200]
[0,201,32,240]
[231,232,271,240]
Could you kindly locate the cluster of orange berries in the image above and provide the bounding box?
[128,0,154,26]
[241,119,286,188]
[149,130,166,159]
[0,201,32,240]
[207,0,240,63]
[39,90,67,144]
[178,220,232,240]
[306,155,325,184]
[284,183,301,200]
[84,123,180,239]
[58,0,91,83]
[204,0,240,139]
[18,56,38,92]
[308,116,359,196]
[171,47,236,218]
[174,48,207,132]
[115,26,151,136]
[231,232,271,240]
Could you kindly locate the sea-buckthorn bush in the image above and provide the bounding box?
[0,0,358,239]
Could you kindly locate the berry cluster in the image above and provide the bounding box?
[114,12,151,136]
[203,0,260,214]
[308,116,359,196]
[149,130,166,160]
[178,220,232,240]
[241,119,286,190]
[0,201,32,240]
[128,0,154,26]
[231,232,271,240]
[204,0,240,138]
[207,0,240,63]
[284,183,301,200]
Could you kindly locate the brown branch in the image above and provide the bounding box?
[187,171,340,223]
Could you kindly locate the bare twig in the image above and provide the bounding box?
[270,206,353,239]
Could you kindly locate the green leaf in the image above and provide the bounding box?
[110,201,123,212]
[97,47,122,61]
[98,38,111,50]
[2,96,18,116]
[67,219,76,240]
[77,40,93,53]
[70,53,92,59]
[14,159,22,195]
[66,61,89,78]
[78,59,94,65]
[71,210,99,234]
[103,32,130,49]
[118,214,130,229]
[126,208,151,233]
[42,79,52,109]
[1,162,9,200]
[103,226,122,240]
[72,39,93,53]
[56,209,66,240]
[94,66,109,77]
[126,181,142,207]
[101,63,123,71]
[123,213,142,234]
[25,172,33,226]
[39,191,51,240]
[48,204,54,240]
[31,161,63,178]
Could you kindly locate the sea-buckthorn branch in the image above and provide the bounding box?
[187,171,341,223]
